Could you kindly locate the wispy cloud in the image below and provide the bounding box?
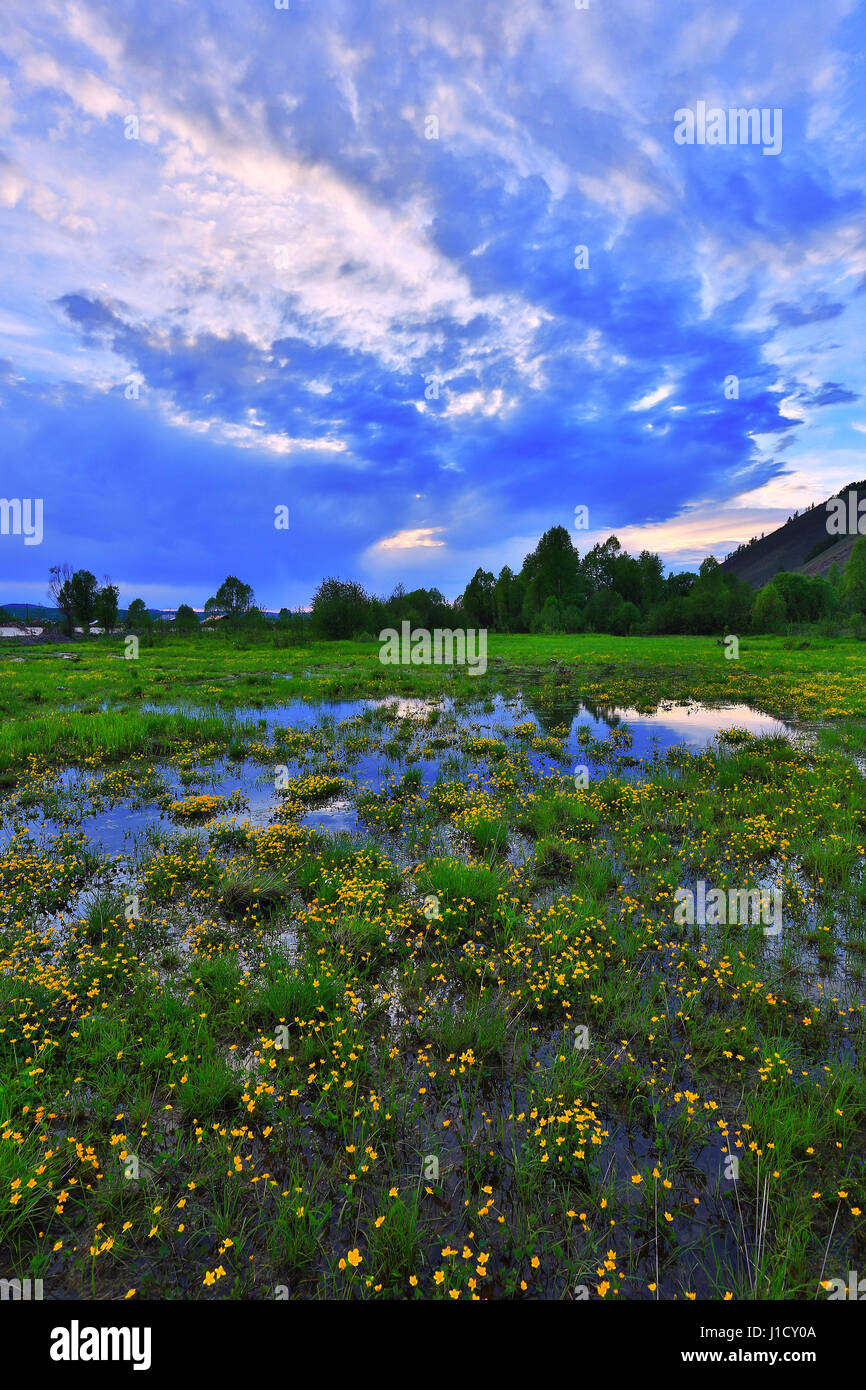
[0,0,863,606]
[373,528,446,551]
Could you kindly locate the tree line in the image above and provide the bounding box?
[311,527,866,638]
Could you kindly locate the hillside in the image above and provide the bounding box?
[0,603,163,624]
[721,479,866,588]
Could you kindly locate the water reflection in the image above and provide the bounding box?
[0,694,796,855]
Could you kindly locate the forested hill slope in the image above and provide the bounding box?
[721,479,866,588]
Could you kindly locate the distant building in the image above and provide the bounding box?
[0,623,43,638]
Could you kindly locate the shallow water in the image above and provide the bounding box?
[0,695,795,855]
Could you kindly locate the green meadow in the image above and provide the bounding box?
[0,632,864,1300]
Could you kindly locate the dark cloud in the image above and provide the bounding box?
[1,0,864,604]
[772,299,846,327]
[807,382,859,406]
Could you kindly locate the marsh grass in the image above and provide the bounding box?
[217,866,296,918]
[0,636,864,1302]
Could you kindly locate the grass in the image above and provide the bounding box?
[0,632,864,1302]
[2,629,866,734]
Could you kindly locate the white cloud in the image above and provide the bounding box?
[629,382,675,412]
[372,527,446,551]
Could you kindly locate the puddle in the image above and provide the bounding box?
[0,695,800,856]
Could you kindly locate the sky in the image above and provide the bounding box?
[1,0,865,611]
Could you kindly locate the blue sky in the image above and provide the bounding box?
[1,0,865,610]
